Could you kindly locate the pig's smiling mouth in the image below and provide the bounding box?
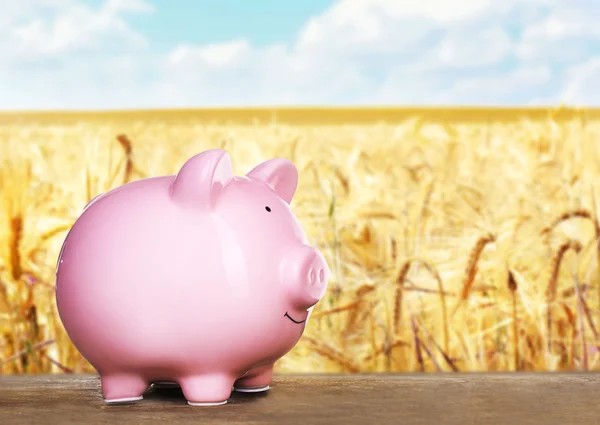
[284,312,306,324]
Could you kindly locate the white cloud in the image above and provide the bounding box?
[104,0,154,13]
[3,0,151,62]
[517,5,600,63]
[153,0,539,106]
[153,0,600,106]
[435,66,553,104]
[2,0,600,108]
[294,0,522,64]
[0,0,154,109]
[168,40,253,69]
[431,26,512,69]
[561,57,600,105]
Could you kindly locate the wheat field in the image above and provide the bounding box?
[1,107,600,375]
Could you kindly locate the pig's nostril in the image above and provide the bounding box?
[319,268,324,283]
[309,269,315,284]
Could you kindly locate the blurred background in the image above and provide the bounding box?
[1,0,600,375]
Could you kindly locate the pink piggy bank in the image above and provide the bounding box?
[55,149,329,406]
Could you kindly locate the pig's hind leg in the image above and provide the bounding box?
[233,363,273,393]
[101,374,149,404]
[179,374,234,406]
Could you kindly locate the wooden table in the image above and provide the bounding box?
[1,373,600,424]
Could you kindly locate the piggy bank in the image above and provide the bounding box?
[55,149,329,406]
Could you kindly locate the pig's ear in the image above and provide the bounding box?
[246,158,298,204]
[170,149,234,208]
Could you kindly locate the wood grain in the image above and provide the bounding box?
[1,373,600,425]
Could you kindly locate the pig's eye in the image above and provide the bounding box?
[265,206,272,212]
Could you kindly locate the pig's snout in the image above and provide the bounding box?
[281,245,329,310]
[305,252,327,297]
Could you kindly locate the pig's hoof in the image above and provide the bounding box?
[233,385,270,393]
[105,396,144,404]
[187,400,227,406]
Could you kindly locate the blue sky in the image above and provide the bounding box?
[1,0,600,109]
[129,0,333,48]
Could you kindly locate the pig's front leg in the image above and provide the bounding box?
[101,374,149,403]
[233,363,274,392]
[179,374,234,406]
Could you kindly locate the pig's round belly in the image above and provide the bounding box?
[56,185,266,377]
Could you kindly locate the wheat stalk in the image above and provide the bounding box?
[418,324,460,372]
[116,134,135,184]
[1,339,56,366]
[411,315,425,372]
[417,178,436,235]
[394,261,412,334]
[546,240,583,354]
[394,258,448,351]
[363,339,410,362]
[8,214,23,281]
[572,273,588,370]
[451,233,496,317]
[311,301,360,319]
[591,188,600,326]
[507,268,519,371]
[541,209,596,236]
[333,167,350,195]
[303,336,360,373]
